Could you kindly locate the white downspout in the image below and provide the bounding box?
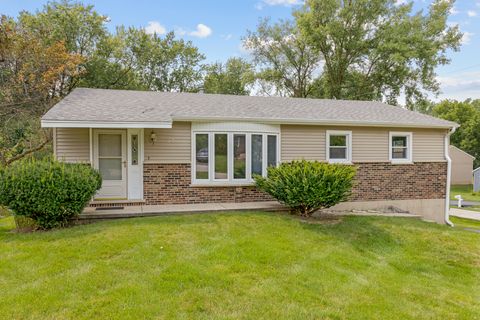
[444,127,456,227]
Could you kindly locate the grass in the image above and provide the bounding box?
[1,212,479,319]
[451,216,480,230]
[451,185,480,202]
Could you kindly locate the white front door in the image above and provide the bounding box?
[94,130,127,199]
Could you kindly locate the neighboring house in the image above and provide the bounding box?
[41,88,458,224]
[473,168,480,192]
[449,145,475,185]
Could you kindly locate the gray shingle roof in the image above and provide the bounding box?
[42,88,457,129]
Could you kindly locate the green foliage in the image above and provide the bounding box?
[0,158,101,229]
[204,57,255,95]
[18,0,108,55]
[432,99,480,167]
[295,0,462,109]
[244,18,321,97]
[254,160,356,216]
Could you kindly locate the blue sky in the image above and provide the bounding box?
[2,0,480,101]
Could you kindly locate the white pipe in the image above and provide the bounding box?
[444,126,457,227]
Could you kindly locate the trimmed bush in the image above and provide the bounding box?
[0,158,102,229]
[254,160,356,217]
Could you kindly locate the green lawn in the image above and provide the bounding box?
[1,213,479,319]
[451,184,480,202]
[451,216,480,230]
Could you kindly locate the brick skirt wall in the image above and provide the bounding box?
[143,162,447,205]
[143,164,272,205]
[350,162,447,201]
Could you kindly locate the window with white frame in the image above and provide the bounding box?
[389,132,412,163]
[326,130,352,163]
[193,132,278,184]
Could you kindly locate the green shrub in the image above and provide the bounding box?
[0,158,102,229]
[254,160,356,217]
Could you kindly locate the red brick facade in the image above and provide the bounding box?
[143,162,447,205]
[350,162,447,201]
[143,164,272,205]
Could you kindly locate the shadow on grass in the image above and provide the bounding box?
[0,212,261,243]
[0,211,430,257]
[297,215,407,255]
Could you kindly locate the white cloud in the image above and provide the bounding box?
[395,0,408,5]
[450,6,460,15]
[222,34,233,40]
[437,71,480,101]
[461,31,474,45]
[468,10,477,17]
[175,27,187,36]
[263,0,303,5]
[145,21,166,35]
[256,0,303,10]
[188,24,212,38]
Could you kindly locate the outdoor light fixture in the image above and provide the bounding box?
[150,131,157,144]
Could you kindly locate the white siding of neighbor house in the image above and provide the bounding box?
[55,128,90,163]
[280,125,446,163]
[144,121,191,163]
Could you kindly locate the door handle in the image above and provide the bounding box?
[123,160,127,168]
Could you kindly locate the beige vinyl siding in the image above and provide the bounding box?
[412,129,446,162]
[55,128,90,163]
[352,128,389,162]
[281,125,325,161]
[281,125,446,163]
[144,121,191,163]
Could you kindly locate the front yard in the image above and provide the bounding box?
[1,213,479,319]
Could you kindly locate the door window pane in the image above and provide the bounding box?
[215,134,228,179]
[195,134,209,179]
[251,134,263,176]
[234,134,246,179]
[267,135,277,168]
[99,158,122,180]
[131,135,138,165]
[99,134,121,157]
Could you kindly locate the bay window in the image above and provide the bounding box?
[195,134,209,180]
[214,134,228,180]
[193,132,279,184]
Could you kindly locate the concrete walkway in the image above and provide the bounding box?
[79,201,421,221]
[80,201,288,220]
[450,208,480,221]
[450,200,480,207]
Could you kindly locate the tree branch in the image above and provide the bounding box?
[4,135,51,166]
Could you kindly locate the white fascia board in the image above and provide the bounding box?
[41,120,172,129]
[172,116,456,130]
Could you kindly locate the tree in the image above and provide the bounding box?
[111,27,206,92]
[243,18,322,97]
[18,0,108,94]
[432,100,480,167]
[0,16,84,166]
[77,29,144,90]
[296,0,462,109]
[204,57,255,95]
